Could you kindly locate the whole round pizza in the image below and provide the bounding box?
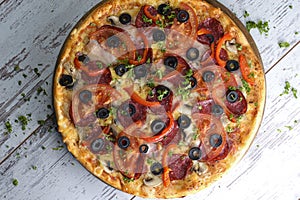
[53,0,265,198]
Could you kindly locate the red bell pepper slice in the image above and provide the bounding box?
[162,143,177,187]
[141,112,175,143]
[215,33,233,67]
[123,87,160,107]
[239,54,255,85]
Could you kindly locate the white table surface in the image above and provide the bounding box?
[1,0,300,199]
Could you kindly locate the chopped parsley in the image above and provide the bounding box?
[14,65,20,71]
[18,80,22,86]
[37,120,45,125]
[246,20,270,36]
[33,68,41,76]
[295,31,299,35]
[12,179,18,186]
[31,165,37,170]
[157,89,169,101]
[278,41,290,48]
[123,176,134,183]
[285,125,293,131]
[241,79,251,93]
[18,115,29,130]
[142,15,152,24]
[280,81,298,98]
[289,5,293,9]
[5,120,12,134]
[52,145,64,151]
[243,10,250,18]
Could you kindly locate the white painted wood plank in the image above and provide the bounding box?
[134,43,300,200]
[0,115,133,200]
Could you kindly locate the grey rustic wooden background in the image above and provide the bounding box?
[1,0,300,199]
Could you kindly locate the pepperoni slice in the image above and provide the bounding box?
[167,154,193,181]
[198,18,224,43]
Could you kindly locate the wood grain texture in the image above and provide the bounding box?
[0,0,300,199]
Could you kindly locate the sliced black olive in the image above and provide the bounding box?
[150,162,163,175]
[157,4,171,16]
[119,13,131,25]
[114,64,128,76]
[79,90,92,104]
[226,90,239,103]
[120,103,136,116]
[177,10,189,23]
[155,85,171,101]
[96,108,110,119]
[202,71,215,82]
[211,104,223,116]
[91,138,105,153]
[59,74,73,87]
[225,60,240,72]
[188,147,201,160]
[186,47,200,61]
[164,56,178,69]
[78,54,90,64]
[209,133,223,148]
[117,136,130,149]
[187,76,197,89]
[134,65,147,78]
[153,29,166,42]
[139,144,149,154]
[206,34,214,44]
[177,114,191,129]
[151,119,166,134]
[106,35,121,48]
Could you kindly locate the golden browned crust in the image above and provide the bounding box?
[53,0,265,198]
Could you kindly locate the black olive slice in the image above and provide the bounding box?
[177,10,189,23]
[120,103,136,117]
[225,60,240,72]
[79,90,92,104]
[78,54,90,64]
[153,29,166,42]
[164,56,178,69]
[157,4,171,16]
[186,47,199,61]
[91,138,105,153]
[211,104,224,116]
[150,162,163,175]
[209,133,223,148]
[119,13,131,25]
[187,76,197,89]
[139,144,149,154]
[177,114,191,129]
[134,65,147,78]
[151,119,166,134]
[206,34,215,44]
[188,147,201,160]
[202,71,215,82]
[117,136,130,149]
[106,35,121,48]
[96,108,110,119]
[155,85,171,101]
[114,64,128,76]
[59,74,73,87]
[226,90,239,103]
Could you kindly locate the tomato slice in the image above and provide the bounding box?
[90,25,136,61]
[123,86,160,107]
[166,2,198,51]
[74,57,108,77]
[162,144,177,187]
[192,113,227,161]
[113,126,144,179]
[239,54,255,85]
[70,84,121,126]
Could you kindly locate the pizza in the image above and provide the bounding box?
[53,0,265,198]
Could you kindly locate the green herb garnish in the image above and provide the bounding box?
[246,20,270,36]
[142,15,152,24]
[12,179,18,186]
[5,120,12,134]
[278,41,290,48]
[241,79,251,93]
[243,10,250,18]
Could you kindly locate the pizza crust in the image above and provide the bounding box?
[53,0,265,198]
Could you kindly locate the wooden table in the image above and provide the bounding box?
[1,0,300,199]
